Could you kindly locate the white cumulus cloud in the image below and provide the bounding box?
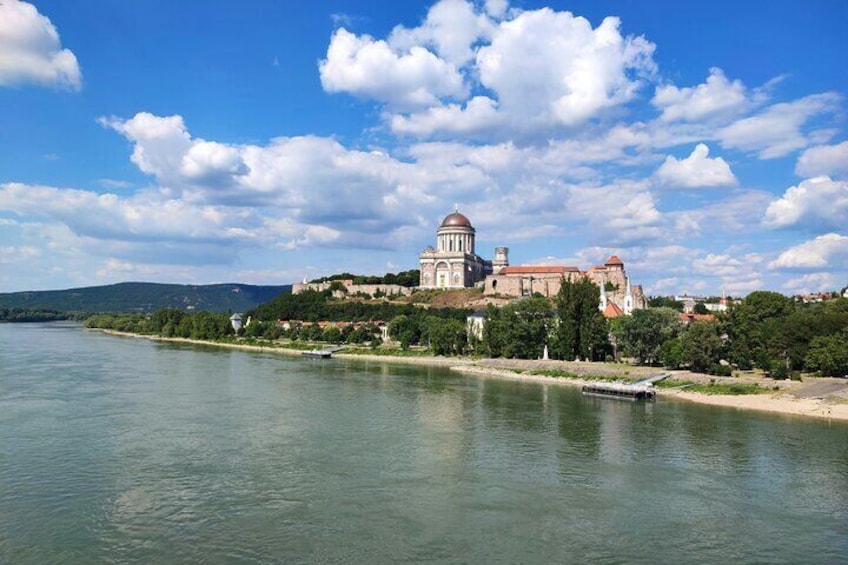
[763,176,848,231]
[652,68,748,122]
[769,233,848,270]
[100,112,192,181]
[475,10,656,128]
[388,0,495,67]
[795,141,848,178]
[655,143,737,188]
[717,93,840,159]
[320,2,657,138]
[319,27,465,110]
[783,272,836,294]
[0,0,81,89]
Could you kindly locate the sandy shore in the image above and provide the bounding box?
[668,389,848,421]
[96,329,848,423]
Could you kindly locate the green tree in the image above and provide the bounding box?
[427,316,467,356]
[805,330,848,377]
[482,304,510,358]
[727,291,794,370]
[323,326,343,343]
[659,337,684,368]
[648,296,684,311]
[680,320,723,373]
[611,307,681,365]
[509,297,555,359]
[554,278,608,361]
[480,297,555,359]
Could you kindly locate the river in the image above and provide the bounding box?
[1,322,846,564]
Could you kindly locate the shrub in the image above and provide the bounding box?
[770,362,789,380]
[710,364,733,377]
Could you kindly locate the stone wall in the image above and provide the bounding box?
[292,282,412,298]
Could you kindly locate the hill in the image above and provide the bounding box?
[0,282,290,314]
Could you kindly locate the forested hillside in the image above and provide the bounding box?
[0,282,290,314]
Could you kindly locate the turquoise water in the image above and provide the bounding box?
[1,322,846,564]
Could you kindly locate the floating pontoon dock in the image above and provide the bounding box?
[301,349,333,359]
[581,374,669,401]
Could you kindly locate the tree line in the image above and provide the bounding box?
[308,269,421,288]
[611,291,848,377]
[0,307,79,323]
[83,284,848,378]
[85,309,235,340]
[473,285,847,378]
[248,288,469,324]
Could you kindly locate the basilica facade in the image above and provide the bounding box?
[418,211,508,289]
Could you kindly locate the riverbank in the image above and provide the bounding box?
[97,329,848,423]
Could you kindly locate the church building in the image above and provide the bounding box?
[418,210,508,289]
[418,210,645,316]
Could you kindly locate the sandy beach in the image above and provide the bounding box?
[98,330,848,423]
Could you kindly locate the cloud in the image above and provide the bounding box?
[565,182,664,245]
[717,93,840,159]
[98,179,133,189]
[319,27,465,110]
[769,233,848,270]
[99,112,193,181]
[0,0,81,90]
[763,176,848,231]
[652,68,749,122]
[320,1,657,138]
[94,111,663,253]
[475,10,656,128]
[655,143,736,188]
[388,0,495,67]
[795,141,848,178]
[783,272,837,294]
[0,182,261,245]
[670,190,772,236]
[692,252,744,277]
[0,244,40,264]
[690,251,766,294]
[391,96,503,137]
[181,141,249,183]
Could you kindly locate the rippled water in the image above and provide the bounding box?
[1,323,846,564]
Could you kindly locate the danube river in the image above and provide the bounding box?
[1,323,846,564]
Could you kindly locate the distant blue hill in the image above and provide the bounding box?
[0,282,291,313]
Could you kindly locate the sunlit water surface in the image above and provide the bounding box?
[1,323,846,564]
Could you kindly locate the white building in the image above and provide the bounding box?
[418,211,505,289]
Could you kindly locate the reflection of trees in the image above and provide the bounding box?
[555,390,602,459]
[480,379,548,432]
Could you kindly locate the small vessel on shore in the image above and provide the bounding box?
[301,349,333,359]
[582,381,656,401]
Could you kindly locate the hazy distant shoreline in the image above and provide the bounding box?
[97,329,848,423]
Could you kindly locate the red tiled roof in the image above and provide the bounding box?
[604,303,624,318]
[679,313,716,323]
[498,265,581,275]
[605,255,624,266]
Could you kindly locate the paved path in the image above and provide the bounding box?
[791,379,848,399]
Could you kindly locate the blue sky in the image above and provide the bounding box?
[1,0,847,296]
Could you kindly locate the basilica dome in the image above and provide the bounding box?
[440,212,472,228]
